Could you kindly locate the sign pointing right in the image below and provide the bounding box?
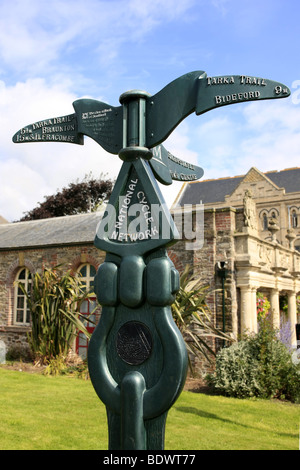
[196,74,290,115]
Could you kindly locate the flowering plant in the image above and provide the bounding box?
[256,292,270,320]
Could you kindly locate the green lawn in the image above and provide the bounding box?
[0,368,299,450]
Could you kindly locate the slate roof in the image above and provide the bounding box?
[175,167,300,206]
[265,167,300,193]
[0,211,104,250]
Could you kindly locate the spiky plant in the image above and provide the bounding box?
[17,265,92,365]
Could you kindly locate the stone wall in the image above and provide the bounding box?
[169,206,238,376]
[189,207,237,338]
[0,243,105,352]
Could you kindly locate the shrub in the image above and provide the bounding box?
[208,319,300,403]
[18,265,92,366]
[208,340,263,398]
[6,344,33,362]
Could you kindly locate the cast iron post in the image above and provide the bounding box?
[88,89,188,449]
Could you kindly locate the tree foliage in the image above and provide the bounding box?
[18,173,114,221]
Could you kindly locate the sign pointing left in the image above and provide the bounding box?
[12,113,84,145]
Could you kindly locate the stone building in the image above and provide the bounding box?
[0,166,299,361]
[0,212,106,358]
[172,166,300,346]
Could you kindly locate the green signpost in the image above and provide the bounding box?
[13,71,290,450]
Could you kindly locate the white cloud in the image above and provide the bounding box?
[190,97,300,180]
[0,0,197,81]
[211,0,230,15]
[239,99,300,171]
[0,79,122,221]
[0,159,52,220]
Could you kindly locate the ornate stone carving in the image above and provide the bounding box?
[243,190,257,230]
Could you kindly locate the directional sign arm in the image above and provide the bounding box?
[165,148,204,182]
[146,71,206,149]
[145,72,290,150]
[72,99,123,155]
[12,113,83,145]
[149,145,204,185]
[149,145,173,185]
[196,75,291,115]
[12,99,124,155]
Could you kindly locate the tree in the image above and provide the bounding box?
[18,173,114,221]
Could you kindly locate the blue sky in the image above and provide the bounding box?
[1,0,300,221]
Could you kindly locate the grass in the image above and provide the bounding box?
[167,392,299,450]
[0,368,299,450]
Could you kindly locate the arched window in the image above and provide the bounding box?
[14,268,32,325]
[76,264,98,359]
[291,210,298,229]
[78,263,96,293]
[262,213,268,231]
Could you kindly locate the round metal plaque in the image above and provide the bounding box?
[116,321,152,365]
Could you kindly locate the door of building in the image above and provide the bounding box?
[76,297,98,360]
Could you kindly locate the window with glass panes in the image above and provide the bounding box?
[76,264,98,359]
[14,268,32,325]
[262,212,268,230]
[291,210,298,228]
